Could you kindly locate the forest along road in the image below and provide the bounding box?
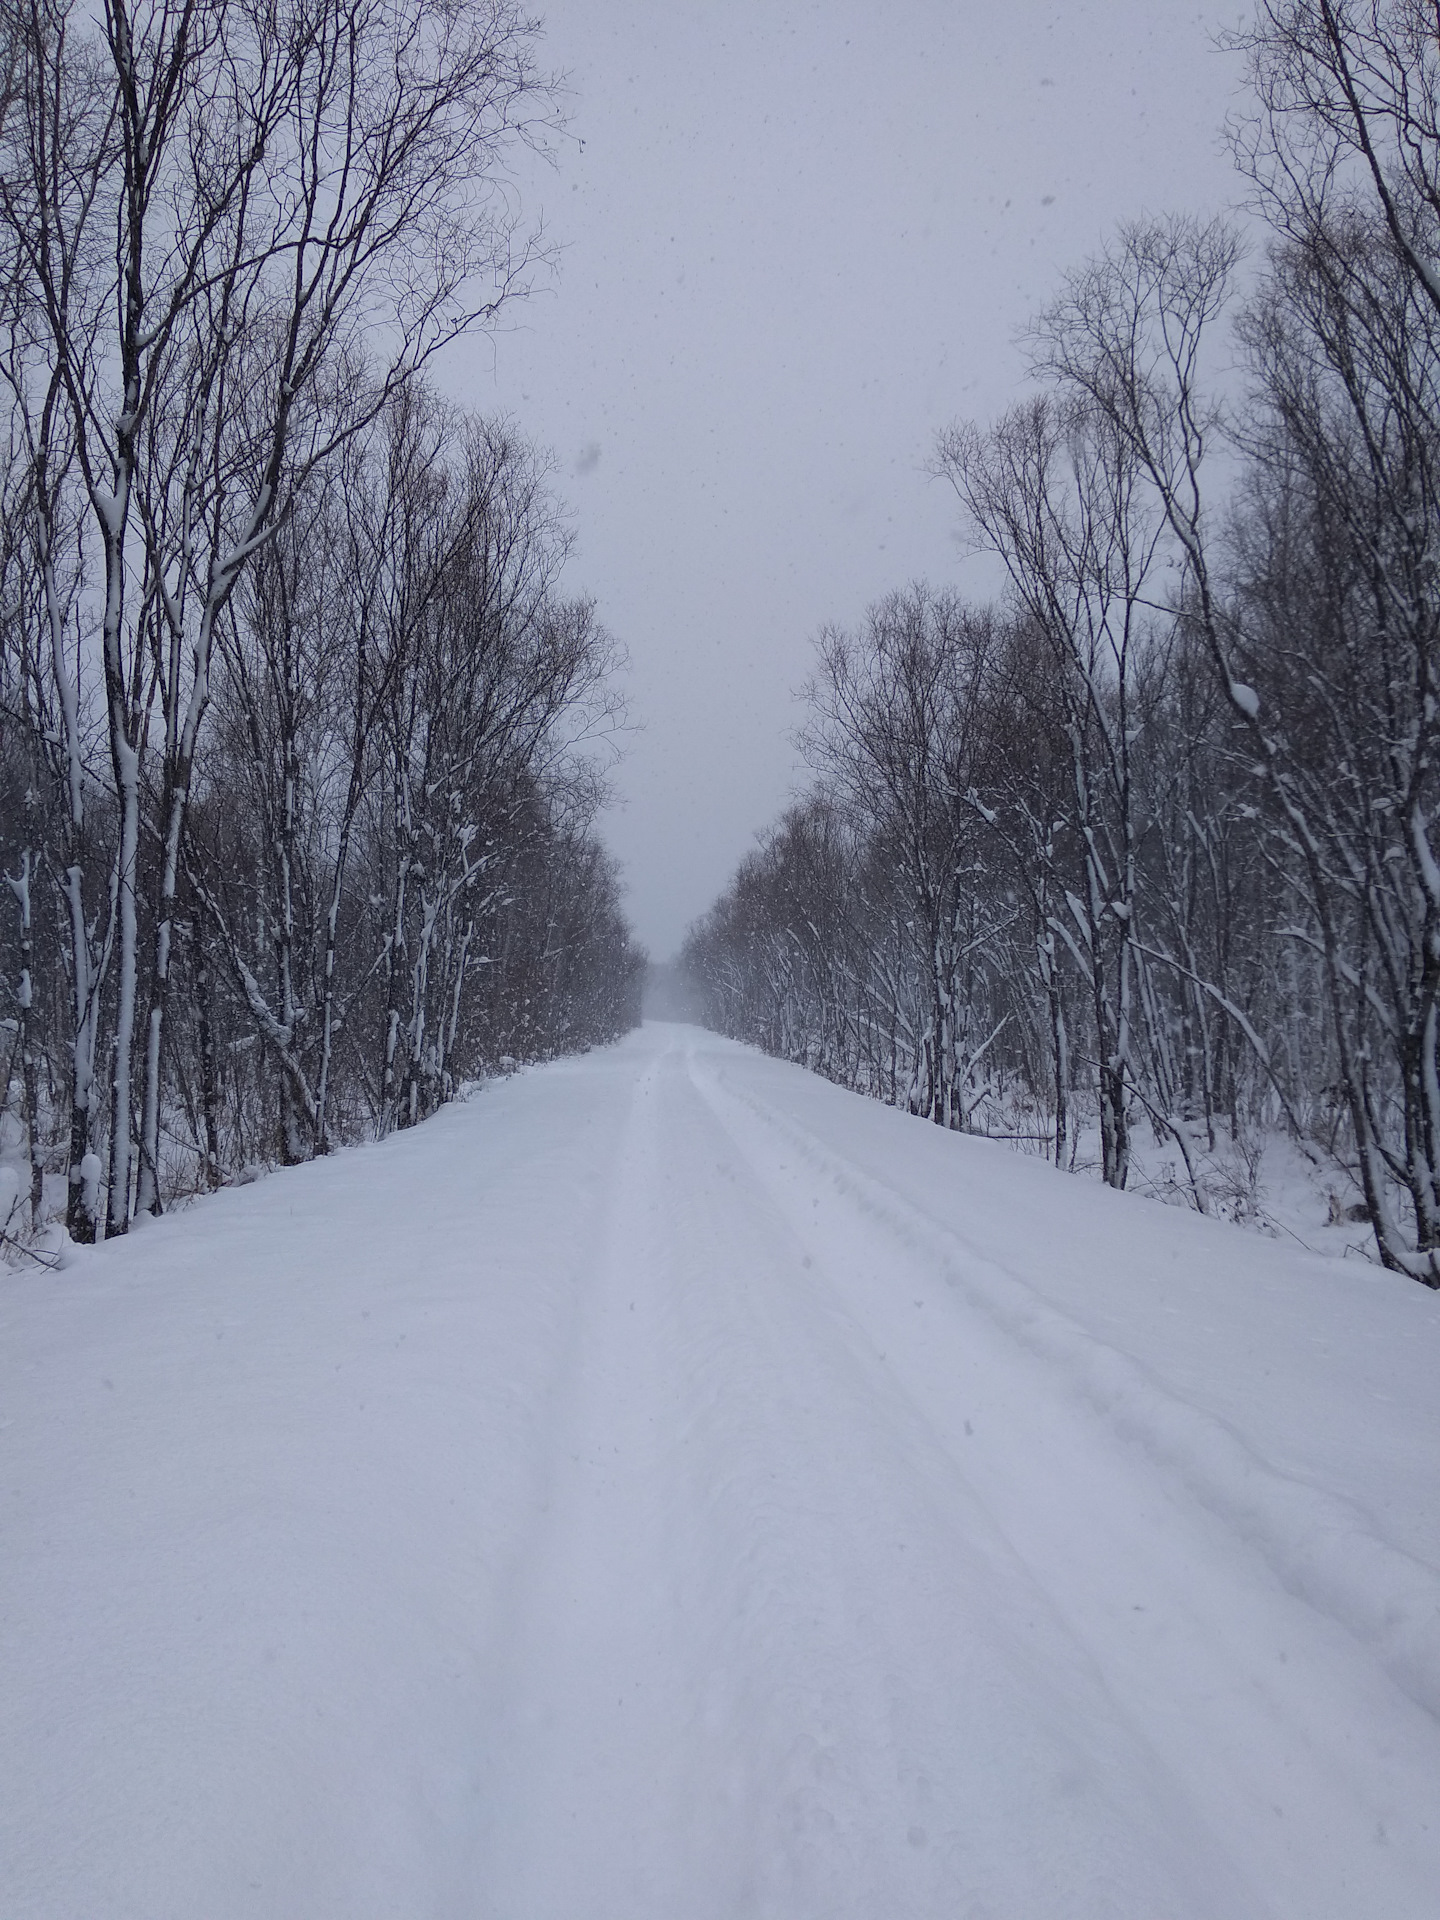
[4,1026,1440,1920]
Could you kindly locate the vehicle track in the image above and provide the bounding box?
[474,1030,1440,1917]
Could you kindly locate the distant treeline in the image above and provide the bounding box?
[0,0,642,1246]
[683,1,1440,1288]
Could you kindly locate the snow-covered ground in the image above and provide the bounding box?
[4,1023,1439,1919]
[1001,1107,1380,1262]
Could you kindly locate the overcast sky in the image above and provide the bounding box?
[453,1,1249,958]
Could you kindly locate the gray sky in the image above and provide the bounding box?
[456,1,1248,958]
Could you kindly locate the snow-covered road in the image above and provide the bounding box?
[5,1024,1440,1918]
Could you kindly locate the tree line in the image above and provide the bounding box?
[0,0,642,1250]
[683,0,1440,1288]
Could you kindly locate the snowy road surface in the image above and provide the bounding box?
[4,1025,1440,1919]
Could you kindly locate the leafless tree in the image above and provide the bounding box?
[801,588,1010,1130]
[936,398,1171,1186]
[0,0,555,1227]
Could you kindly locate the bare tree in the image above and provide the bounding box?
[801,588,1011,1130]
[937,399,1171,1186]
[0,0,554,1227]
[1233,0,1440,322]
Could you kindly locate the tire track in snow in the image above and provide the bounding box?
[475,1046,714,1916]
[687,1034,1440,1917]
[693,1047,1440,1727]
[10,1025,1438,1917]
[478,1032,1271,1919]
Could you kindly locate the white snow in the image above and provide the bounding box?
[4,1023,1439,1919]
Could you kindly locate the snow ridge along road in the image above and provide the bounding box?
[4,1023,1439,1919]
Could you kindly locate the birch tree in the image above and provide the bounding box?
[937,401,1169,1186]
[801,588,1008,1130]
[0,0,553,1228]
